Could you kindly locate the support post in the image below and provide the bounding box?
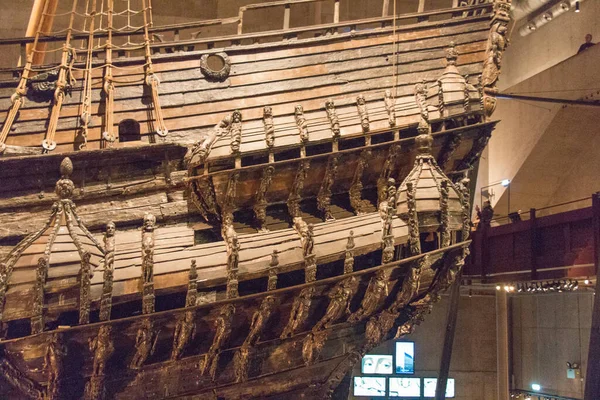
[584,192,600,399]
[530,208,538,281]
[283,4,291,30]
[333,0,340,23]
[435,270,461,400]
[382,0,389,17]
[496,289,510,400]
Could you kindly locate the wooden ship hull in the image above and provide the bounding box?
[0,0,512,398]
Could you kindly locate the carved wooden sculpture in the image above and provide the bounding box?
[99,222,116,321]
[44,334,66,400]
[234,296,277,382]
[281,286,315,338]
[406,181,421,256]
[186,260,198,307]
[171,311,196,361]
[325,99,340,139]
[317,155,339,221]
[86,325,114,400]
[437,133,462,170]
[414,78,429,121]
[130,318,159,369]
[440,180,451,248]
[381,179,397,264]
[302,330,328,366]
[384,89,396,127]
[222,171,240,225]
[79,251,92,325]
[481,0,511,118]
[254,166,275,232]
[348,269,387,322]
[344,231,356,274]
[302,223,317,282]
[141,214,156,314]
[349,149,371,215]
[287,160,310,219]
[230,110,243,153]
[377,144,400,205]
[356,94,370,132]
[0,354,42,399]
[294,104,309,143]
[185,115,232,169]
[263,106,275,147]
[202,304,235,380]
[268,250,279,291]
[314,277,355,332]
[226,234,241,299]
[31,256,48,334]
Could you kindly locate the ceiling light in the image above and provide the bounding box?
[528,23,537,31]
[496,285,501,291]
[575,1,580,12]
[585,277,590,285]
[501,179,511,187]
[531,383,541,391]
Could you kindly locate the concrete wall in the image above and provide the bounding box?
[511,292,593,398]
[477,44,600,215]
[349,295,498,400]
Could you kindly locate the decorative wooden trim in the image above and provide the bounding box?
[349,149,371,215]
[384,89,396,127]
[44,334,66,400]
[201,304,235,380]
[407,181,422,256]
[171,310,196,361]
[325,98,341,140]
[0,354,43,399]
[31,256,48,334]
[381,178,397,264]
[86,325,114,400]
[99,222,116,322]
[263,106,275,148]
[294,104,309,143]
[317,155,339,221]
[437,133,462,170]
[186,260,198,307]
[356,94,370,133]
[440,180,451,247]
[230,109,243,154]
[79,252,92,325]
[254,166,275,232]
[377,144,400,205]
[130,318,159,369]
[141,214,156,315]
[287,160,310,219]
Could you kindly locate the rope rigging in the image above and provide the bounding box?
[0,0,161,152]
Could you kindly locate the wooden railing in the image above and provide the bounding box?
[465,194,599,282]
[0,1,493,76]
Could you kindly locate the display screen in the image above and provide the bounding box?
[353,377,386,396]
[395,342,415,374]
[423,378,455,398]
[388,377,421,397]
[361,354,394,375]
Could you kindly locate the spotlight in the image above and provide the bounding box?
[575,0,580,12]
[543,12,553,21]
[585,277,590,285]
[468,289,473,298]
[509,285,515,292]
[496,285,501,291]
[501,179,511,187]
[531,383,541,391]
[504,285,510,292]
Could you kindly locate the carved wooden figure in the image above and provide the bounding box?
[281,286,315,338]
[440,180,451,247]
[31,256,48,334]
[349,149,371,215]
[254,166,274,232]
[186,259,198,307]
[384,89,396,127]
[377,144,400,205]
[268,250,279,291]
[314,277,356,331]
[348,269,388,322]
[294,104,309,143]
[86,325,114,400]
[226,235,240,299]
[302,330,328,366]
[406,182,421,256]
[130,318,159,369]
[381,179,397,264]
[263,106,275,147]
[317,155,339,221]
[202,304,235,380]
[171,310,196,361]
[141,214,156,314]
[325,99,340,139]
[185,115,232,169]
[230,110,243,153]
[79,251,92,325]
[344,231,356,274]
[44,334,66,400]
[99,222,116,321]
[356,94,370,132]
[287,160,310,218]
[414,79,429,120]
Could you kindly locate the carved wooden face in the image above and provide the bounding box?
[106,222,116,237]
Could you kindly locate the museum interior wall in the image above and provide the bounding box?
[512,292,593,399]
[476,35,600,216]
[349,295,498,400]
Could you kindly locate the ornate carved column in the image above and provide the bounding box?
[99,222,116,321]
[317,155,339,221]
[31,256,48,334]
[86,325,114,400]
[141,214,156,314]
[356,94,370,133]
[44,334,66,400]
[130,318,159,369]
[349,149,371,215]
[254,166,274,232]
[79,251,92,325]
[287,160,310,219]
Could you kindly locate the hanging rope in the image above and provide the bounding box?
[142,0,168,137]
[79,0,98,150]
[102,0,116,145]
[0,0,54,153]
[43,0,80,152]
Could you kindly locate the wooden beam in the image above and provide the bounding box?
[584,192,600,399]
[435,270,461,400]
